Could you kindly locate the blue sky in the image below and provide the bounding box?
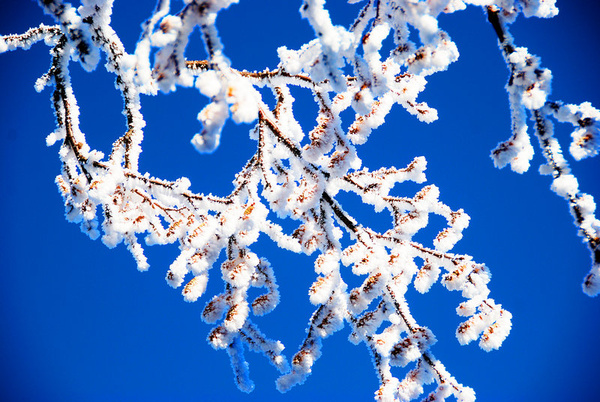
[1,1,599,401]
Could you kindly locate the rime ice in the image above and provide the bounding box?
[2,0,598,401]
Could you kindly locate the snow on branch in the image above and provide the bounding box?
[1,0,597,400]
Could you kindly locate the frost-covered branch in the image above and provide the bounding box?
[1,0,597,401]
[487,6,600,296]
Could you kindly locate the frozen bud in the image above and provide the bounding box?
[182,274,208,302]
[551,174,579,198]
[583,264,600,297]
[479,309,512,351]
[414,263,441,293]
[202,295,227,324]
[223,301,249,332]
[570,124,600,161]
[252,289,280,316]
[207,325,232,350]
[309,272,337,305]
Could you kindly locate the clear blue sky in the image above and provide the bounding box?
[1,1,599,401]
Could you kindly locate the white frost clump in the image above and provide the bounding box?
[507,47,552,110]
[192,101,229,153]
[195,70,222,98]
[551,174,579,198]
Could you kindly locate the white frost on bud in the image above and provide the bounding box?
[195,70,222,98]
[551,174,579,198]
[182,273,209,302]
[583,264,600,297]
[192,101,229,153]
